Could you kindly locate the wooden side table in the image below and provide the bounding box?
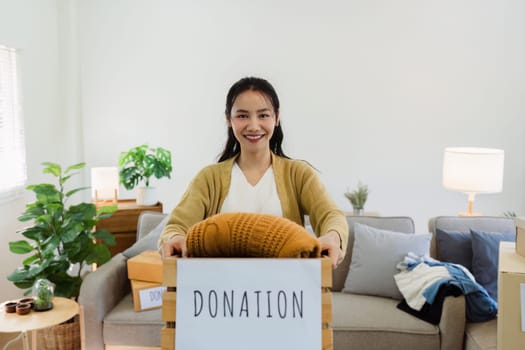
[0,297,80,350]
[96,199,163,256]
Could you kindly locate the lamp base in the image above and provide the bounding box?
[94,189,118,206]
[458,197,481,217]
[94,199,118,207]
[459,211,481,217]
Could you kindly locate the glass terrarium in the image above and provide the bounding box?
[32,278,55,311]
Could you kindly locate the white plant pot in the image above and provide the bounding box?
[136,186,158,206]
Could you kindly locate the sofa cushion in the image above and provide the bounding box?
[123,216,169,258]
[471,229,515,301]
[343,223,431,299]
[332,293,439,333]
[333,217,415,292]
[103,294,163,346]
[435,228,473,271]
[428,216,516,260]
[332,293,439,350]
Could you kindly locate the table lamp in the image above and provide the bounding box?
[91,167,119,204]
[442,147,504,216]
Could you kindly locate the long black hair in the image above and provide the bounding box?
[218,77,289,162]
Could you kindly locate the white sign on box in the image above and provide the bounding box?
[176,259,321,350]
[139,286,167,310]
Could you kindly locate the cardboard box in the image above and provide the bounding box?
[516,217,525,257]
[131,279,167,312]
[127,250,163,283]
[497,241,525,350]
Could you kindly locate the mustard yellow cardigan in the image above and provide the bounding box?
[159,153,349,255]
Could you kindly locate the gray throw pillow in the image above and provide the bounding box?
[470,229,515,301]
[435,228,473,272]
[343,223,432,300]
[122,216,169,258]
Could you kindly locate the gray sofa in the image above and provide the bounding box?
[79,214,468,349]
[428,216,516,350]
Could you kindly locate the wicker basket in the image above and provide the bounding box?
[38,314,80,350]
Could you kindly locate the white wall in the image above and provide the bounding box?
[0,0,81,301]
[78,0,525,229]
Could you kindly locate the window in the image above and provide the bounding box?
[0,45,26,202]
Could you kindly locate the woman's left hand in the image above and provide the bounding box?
[317,230,344,268]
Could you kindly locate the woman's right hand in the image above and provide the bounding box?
[160,235,188,258]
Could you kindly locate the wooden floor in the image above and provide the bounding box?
[0,332,24,350]
[0,333,161,350]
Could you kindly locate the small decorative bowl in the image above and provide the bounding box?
[4,301,18,313]
[18,297,35,309]
[16,302,31,315]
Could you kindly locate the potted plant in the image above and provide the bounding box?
[118,144,172,206]
[344,181,369,215]
[7,162,117,350]
[7,162,117,299]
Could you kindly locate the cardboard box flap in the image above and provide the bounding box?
[516,217,525,229]
[127,250,163,283]
[500,242,525,273]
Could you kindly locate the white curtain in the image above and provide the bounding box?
[0,44,26,202]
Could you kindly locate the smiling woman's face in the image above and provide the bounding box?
[228,90,279,156]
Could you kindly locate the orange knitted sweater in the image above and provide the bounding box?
[186,212,321,258]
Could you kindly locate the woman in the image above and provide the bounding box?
[159,77,348,267]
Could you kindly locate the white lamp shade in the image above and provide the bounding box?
[442,147,504,193]
[91,167,119,200]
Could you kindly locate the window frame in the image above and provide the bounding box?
[0,44,27,203]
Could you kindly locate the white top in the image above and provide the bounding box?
[220,163,283,217]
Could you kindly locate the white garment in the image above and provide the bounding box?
[220,163,283,217]
[394,263,451,310]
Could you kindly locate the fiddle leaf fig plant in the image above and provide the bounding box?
[118,144,172,190]
[7,162,117,299]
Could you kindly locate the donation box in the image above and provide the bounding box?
[160,258,333,350]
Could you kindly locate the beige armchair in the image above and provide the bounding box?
[79,211,166,350]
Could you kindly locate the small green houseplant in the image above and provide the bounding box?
[7,162,117,300]
[33,278,54,310]
[118,144,172,205]
[344,182,369,215]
